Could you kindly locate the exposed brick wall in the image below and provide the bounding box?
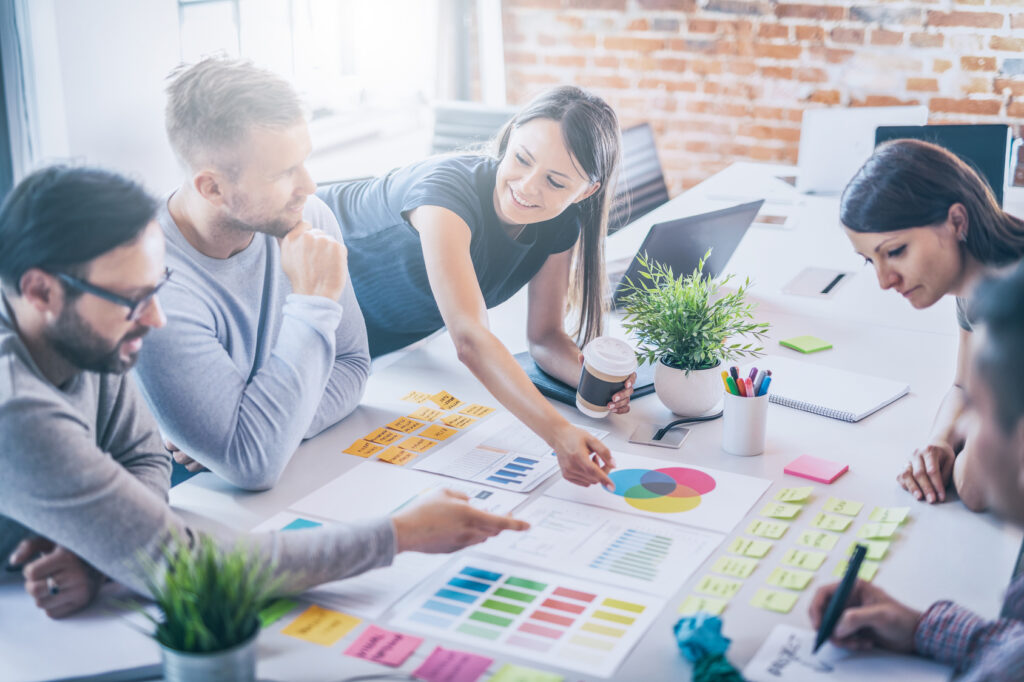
[501,0,1024,195]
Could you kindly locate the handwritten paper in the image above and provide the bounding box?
[797,530,839,551]
[728,537,774,558]
[461,404,497,418]
[695,574,744,599]
[401,391,431,403]
[751,588,799,613]
[832,559,880,582]
[281,605,361,646]
[397,436,438,453]
[490,664,564,682]
[409,407,444,422]
[421,424,458,441]
[747,519,790,539]
[848,540,890,561]
[343,440,384,458]
[824,498,863,516]
[430,391,465,410]
[783,549,827,571]
[858,523,898,539]
[767,568,815,591]
[377,446,417,466]
[364,427,402,445]
[343,624,422,667]
[775,487,814,503]
[442,414,477,429]
[712,556,760,578]
[389,416,427,433]
[678,595,729,616]
[413,646,493,682]
[761,502,803,519]
[869,507,910,524]
[812,513,852,532]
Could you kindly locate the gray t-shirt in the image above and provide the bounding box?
[0,303,394,596]
[134,194,370,490]
[956,296,974,332]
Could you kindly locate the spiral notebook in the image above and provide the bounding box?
[755,355,909,423]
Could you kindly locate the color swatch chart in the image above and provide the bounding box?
[414,412,607,492]
[391,558,662,676]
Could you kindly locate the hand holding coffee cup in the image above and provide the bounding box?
[576,337,638,418]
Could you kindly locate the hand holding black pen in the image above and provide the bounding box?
[814,544,868,652]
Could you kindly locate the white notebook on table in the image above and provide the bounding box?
[753,355,910,423]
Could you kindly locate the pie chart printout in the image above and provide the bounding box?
[608,467,717,513]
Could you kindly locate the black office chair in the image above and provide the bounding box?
[431,101,517,154]
[607,123,671,234]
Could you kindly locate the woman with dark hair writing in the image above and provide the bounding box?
[841,138,1024,509]
[318,87,633,488]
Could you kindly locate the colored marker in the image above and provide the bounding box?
[729,366,739,382]
[748,367,759,382]
[726,376,740,397]
[721,370,734,395]
[736,377,747,397]
[753,369,766,394]
[743,377,754,397]
[758,375,772,396]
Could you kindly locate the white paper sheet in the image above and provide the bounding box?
[477,497,723,595]
[544,451,770,534]
[744,624,951,681]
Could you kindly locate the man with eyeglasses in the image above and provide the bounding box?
[0,165,528,619]
[133,57,370,489]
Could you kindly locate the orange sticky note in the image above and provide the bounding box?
[460,404,496,417]
[281,605,361,646]
[421,424,458,440]
[441,414,477,429]
[378,446,417,466]
[364,428,402,445]
[399,436,438,453]
[401,391,431,404]
[386,417,424,434]
[430,391,464,410]
[343,440,383,458]
[408,407,443,422]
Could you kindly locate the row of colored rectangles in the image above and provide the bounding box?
[486,456,541,486]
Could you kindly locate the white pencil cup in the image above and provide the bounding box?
[722,392,768,456]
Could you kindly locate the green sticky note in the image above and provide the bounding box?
[766,567,815,590]
[869,506,910,524]
[695,574,744,599]
[775,486,814,503]
[747,519,790,539]
[258,598,299,628]
[834,559,880,582]
[728,537,773,558]
[797,530,840,551]
[751,588,800,613]
[783,548,827,570]
[779,335,833,353]
[678,595,728,616]
[858,522,899,539]
[490,663,564,682]
[712,556,760,578]
[812,513,853,532]
[824,498,863,516]
[848,540,891,561]
[761,502,802,519]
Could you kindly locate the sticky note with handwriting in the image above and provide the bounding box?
[747,519,790,539]
[761,502,802,519]
[343,440,384,458]
[678,595,728,616]
[869,507,910,524]
[408,407,444,422]
[728,537,773,558]
[797,530,839,551]
[398,436,438,453]
[833,559,880,582]
[695,574,743,599]
[281,605,361,646]
[848,540,890,561]
[751,588,799,613]
[766,568,815,591]
[824,498,863,516]
[430,391,465,410]
[441,414,477,430]
[811,513,852,532]
[364,427,402,445]
[377,446,417,466]
[389,416,427,433]
[774,486,813,503]
[460,404,497,418]
[782,549,827,570]
[711,556,760,578]
[401,391,431,404]
[858,523,899,539]
[343,624,422,667]
[421,424,458,441]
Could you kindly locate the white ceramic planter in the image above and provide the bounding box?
[654,358,723,416]
[160,626,259,682]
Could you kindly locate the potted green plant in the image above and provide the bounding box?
[138,534,282,682]
[619,251,770,416]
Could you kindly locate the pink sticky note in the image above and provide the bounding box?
[784,454,848,484]
[413,646,493,682]
[343,624,422,667]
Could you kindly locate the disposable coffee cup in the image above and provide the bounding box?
[576,336,637,418]
[722,391,768,456]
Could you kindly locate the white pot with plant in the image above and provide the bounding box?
[620,252,770,416]
[138,535,282,682]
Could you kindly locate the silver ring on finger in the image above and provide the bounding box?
[46,576,60,595]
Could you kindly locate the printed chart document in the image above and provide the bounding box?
[744,625,951,681]
[544,451,770,534]
[478,497,723,595]
[413,412,608,492]
[389,556,663,677]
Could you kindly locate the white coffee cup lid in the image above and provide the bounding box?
[582,336,637,377]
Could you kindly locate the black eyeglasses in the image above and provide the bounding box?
[55,268,172,321]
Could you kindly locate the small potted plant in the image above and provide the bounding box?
[619,251,770,416]
[138,535,282,682]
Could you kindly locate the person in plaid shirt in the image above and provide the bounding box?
[810,260,1024,682]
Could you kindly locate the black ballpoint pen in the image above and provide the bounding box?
[814,543,868,653]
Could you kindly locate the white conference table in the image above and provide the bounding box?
[5,162,1019,682]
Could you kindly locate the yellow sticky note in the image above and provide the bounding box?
[858,522,898,539]
[401,391,431,404]
[377,446,417,466]
[695,574,743,599]
[408,407,443,422]
[711,556,759,578]
[766,568,814,591]
[869,506,910,524]
[727,537,773,558]
[363,427,402,445]
[420,424,458,441]
[678,595,728,616]
[848,540,890,561]
[343,440,383,458]
[441,414,477,429]
[281,604,361,646]
[751,588,799,613]
[460,404,497,417]
[797,530,839,551]
[760,502,802,519]
[824,498,863,516]
[746,519,790,539]
[430,391,464,410]
[783,549,827,570]
[812,513,852,532]
[775,486,813,503]
[490,664,564,682]
[389,416,427,433]
[833,559,880,582]
[398,436,437,453]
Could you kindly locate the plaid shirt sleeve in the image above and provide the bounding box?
[914,599,1024,672]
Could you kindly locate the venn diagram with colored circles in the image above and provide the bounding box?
[606,467,717,513]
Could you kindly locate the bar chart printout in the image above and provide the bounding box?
[389,558,662,676]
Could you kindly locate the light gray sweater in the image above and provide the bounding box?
[134,194,370,490]
[0,304,395,596]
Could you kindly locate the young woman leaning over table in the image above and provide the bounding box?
[317,86,634,488]
[840,138,1024,510]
